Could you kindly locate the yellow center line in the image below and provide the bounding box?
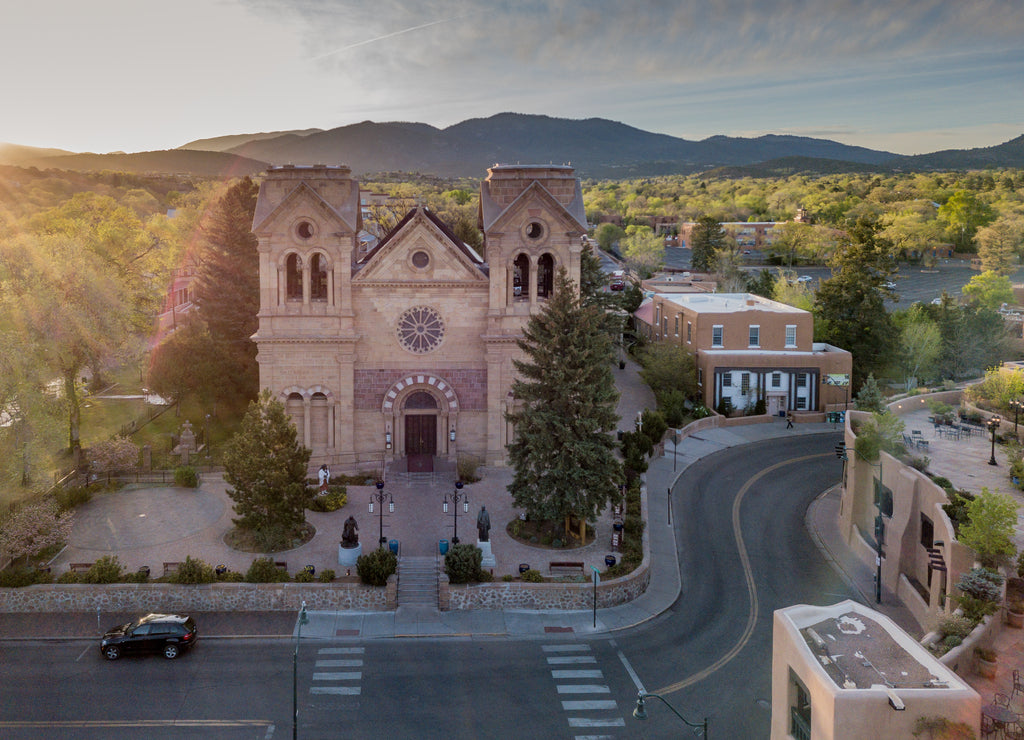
[654,451,828,696]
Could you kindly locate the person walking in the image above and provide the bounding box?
[786,412,794,429]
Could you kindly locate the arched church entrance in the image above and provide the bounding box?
[403,391,438,466]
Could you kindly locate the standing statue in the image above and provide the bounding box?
[342,516,359,547]
[477,506,491,542]
[318,464,331,494]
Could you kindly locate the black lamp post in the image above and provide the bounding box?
[444,481,468,545]
[632,691,707,738]
[1011,400,1023,435]
[292,601,309,740]
[368,480,393,546]
[987,416,1002,466]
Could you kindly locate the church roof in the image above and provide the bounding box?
[361,206,484,267]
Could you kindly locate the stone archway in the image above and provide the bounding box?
[381,374,460,465]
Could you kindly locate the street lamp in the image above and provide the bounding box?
[632,691,707,738]
[987,416,1002,466]
[292,600,309,740]
[368,480,393,546]
[1010,400,1023,435]
[444,481,469,545]
[836,444,888,604]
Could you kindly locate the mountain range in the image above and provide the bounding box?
[2,113,1022,180]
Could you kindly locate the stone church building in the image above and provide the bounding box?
[251,163,587,472]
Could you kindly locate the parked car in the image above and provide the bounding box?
[797,275,813,283]
[100,613,198,660]
[609,278,626,291]
[883,281,897,290]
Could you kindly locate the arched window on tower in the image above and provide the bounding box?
[537,253,554,299]
[513,254,530,302]
[286,254,303,300]
[310,253,327,301]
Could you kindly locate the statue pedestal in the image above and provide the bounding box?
[338,542,362,566]
[478,540,496,568]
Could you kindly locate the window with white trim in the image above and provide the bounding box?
[712,325,723,347]
[772,372,782,388]
[741,373,750,393]
[722,372,732,387]
[785,324,797,347]
[797,372,807,387]
[748,325,760,347]
[674,314,679,337]
[687,321,692,344]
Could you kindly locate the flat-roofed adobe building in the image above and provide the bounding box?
[639,293,852,415]
[251,163,586,472]
[772,601,979,740]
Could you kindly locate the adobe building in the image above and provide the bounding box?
[635,293,852,415]
[251,163,586,472]
[772,601,979,740]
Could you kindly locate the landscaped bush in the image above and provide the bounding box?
[318,569,335,583]
[0,566,53,588]
[957,567,1004,602]
[56,485,94,511]
[217,570,245,582]
[942,489,975,535]
[245,556,291,583]
[307,486,347,512]
[81,555,123,584]
[444,543,483,584]
[172,556,216,584]
[521,569,544,583]
[294,569,315,582]
[937,614,975,640]
[356,547,397,586]
[56,570,81,584]
[174,466,200,488]
[457,455,483,484]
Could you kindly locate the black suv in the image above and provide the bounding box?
[100,613,198,660]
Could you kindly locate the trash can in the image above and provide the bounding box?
[605,555,617,567]
[389,539,399,555]
[439,539,449,556]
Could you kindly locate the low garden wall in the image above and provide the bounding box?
[0,581,390,612]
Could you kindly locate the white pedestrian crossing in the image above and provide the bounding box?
[543,643,624,738]
[311,646,363,699]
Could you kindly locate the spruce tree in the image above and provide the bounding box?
[507,268,623,537]
[192,177,260,405]
[223,389,311,551]
[689,215,724,272]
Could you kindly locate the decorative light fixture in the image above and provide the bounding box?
[385,428,392,449]
[445,481,468,544]
[449,425,456,442]
[369,481,392,545]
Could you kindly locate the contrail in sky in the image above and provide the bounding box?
[312,16,466,60]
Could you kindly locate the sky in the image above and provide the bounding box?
[2,0,1022,157]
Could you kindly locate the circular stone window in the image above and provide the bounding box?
[397,306,445,354]
[525,221,544,239]
[411,250,430,268]
[296,220,315,240]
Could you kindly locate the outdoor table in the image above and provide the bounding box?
[982,702,1018,730]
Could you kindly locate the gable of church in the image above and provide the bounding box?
[253,179,359,237]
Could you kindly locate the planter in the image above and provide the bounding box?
[977,655,998,678]
[1008,610,1024,629]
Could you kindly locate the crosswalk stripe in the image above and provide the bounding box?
[551,670,603,679]
[542,644,590,652]
[312,672,361,681]
[547,656,597,665]
[315,659,363,668]
[318,647,364,654]
[561,700,618,711]
[573,736,616,740]
[310,687,361,695]
[556,685,610,694]
[568,718,625,728]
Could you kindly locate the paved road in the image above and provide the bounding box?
[0,435,852,739]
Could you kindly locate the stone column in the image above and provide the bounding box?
[303,398,311,448]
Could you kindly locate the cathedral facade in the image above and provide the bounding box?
[251,163,587,471]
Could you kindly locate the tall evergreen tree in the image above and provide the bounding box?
[689,215,724,272]
[192,177,260,405]
[507,268,623,537]
[222,389,311,551]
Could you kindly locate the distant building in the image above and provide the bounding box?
[772,601,979,740]
[634,293,852,415]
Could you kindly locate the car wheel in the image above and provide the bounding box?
[103,645,121,661]
[163,643,180,660]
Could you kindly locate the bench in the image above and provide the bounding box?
[68,562,93,573]
[549,561,585,575]
[275,561,288,571]
[163,562,182,576]
[610,531,621,552]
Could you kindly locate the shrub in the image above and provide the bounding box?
[356,547,397,586]
[907,456,930,472]
[0,498,75,562]
[56,485,94,511]
[172,556,216,584]
[457,455,483,484]
[938,614,975,639]
[245,557,290,583]
[123,570,149,583]
[958,488,1019,568]
[217,570,244,582]
[502,574,514,582]
[942,635,963,649]
[81,556,123,584]
[640,409,668,447]
[930,476,953,491]
[0,566,52,588]
[521,569,544,583]
[955,593,999,623]
[624,514,645,539]
[445,543,483,584]
[318,569,335,583]
[174,466,200,488]
[957,567,1004,602]
[56,570,81,584]
[942,489,976,535]
[294,569,315,583]
[308,486,347,512]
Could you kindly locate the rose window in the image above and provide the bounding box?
[397,306,445,354]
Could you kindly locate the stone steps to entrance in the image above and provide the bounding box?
[397,556,438,607]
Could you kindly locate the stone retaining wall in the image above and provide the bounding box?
[0,581,388,612]
[443,564,650,610]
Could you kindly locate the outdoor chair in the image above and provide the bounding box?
[1013,669,1024,701]
[982,714,997,737]
[996,693,1012,707]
